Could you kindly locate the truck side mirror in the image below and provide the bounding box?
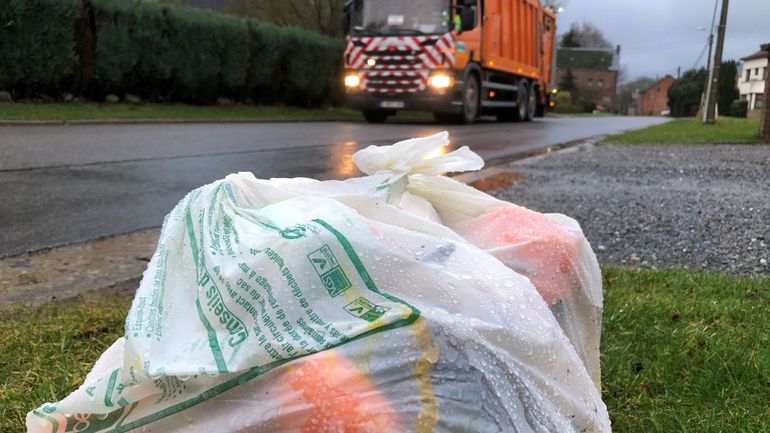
[457,4,477,32]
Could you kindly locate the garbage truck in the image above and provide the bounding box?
[343,0,557,123]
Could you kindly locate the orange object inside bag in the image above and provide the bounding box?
[454,206,582,306]
[282,350,402,433]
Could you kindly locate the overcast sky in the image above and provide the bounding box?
[556,0,770,81]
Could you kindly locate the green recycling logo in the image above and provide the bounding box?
[280,225,307,240]
[308,245,352,298]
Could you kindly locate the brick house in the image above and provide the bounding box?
[632,75,674,116]
[555,46,620,111]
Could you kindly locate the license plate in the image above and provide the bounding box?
[380,101,405,109]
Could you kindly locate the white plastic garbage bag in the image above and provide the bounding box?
[355,133,604,387]
[27,132,610,433]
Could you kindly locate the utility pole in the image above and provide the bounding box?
[704,0,729,124]
[705,0,718,72]
[760,43,770,140]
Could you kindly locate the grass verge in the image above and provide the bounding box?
[602,117,764,144]
[0,102,433,123]
[601,267,769,432]
[2,268,768,432]
[0,293,130,431]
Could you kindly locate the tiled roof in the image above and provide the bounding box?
[741,50,768,61]
[639,75,674,94]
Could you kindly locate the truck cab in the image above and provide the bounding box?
[343,0,556,124]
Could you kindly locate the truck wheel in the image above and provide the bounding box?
[460,74,480,124]
[525,83,537,122]
[514,79,529,122]
[362,110,389,123]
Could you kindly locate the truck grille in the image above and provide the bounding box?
[364,73,424,93]
[367,56,421,67]
[345,35,457,94]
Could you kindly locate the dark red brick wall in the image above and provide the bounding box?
[638,76,674,116]
[556,69,618,110]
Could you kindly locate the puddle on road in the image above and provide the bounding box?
[471,171,526,192]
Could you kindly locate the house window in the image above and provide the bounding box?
[755,68,760,76]
[598,79,604,87]
[756,94,764,109]
[764,67,768,80]
[746,70,751,81]
[587,78,593,87]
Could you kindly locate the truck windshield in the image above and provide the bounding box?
[350,0,451,36]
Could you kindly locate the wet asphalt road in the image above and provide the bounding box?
[0,116,667,257]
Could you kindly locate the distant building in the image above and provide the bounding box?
[556,46,620,111]
[738,48,768,118]
[632,75,674,116]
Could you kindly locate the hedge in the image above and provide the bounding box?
[281,26,345,106]
[0,0,80,98]
[0,0,344,106]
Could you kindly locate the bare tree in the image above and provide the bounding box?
[228,0,346,37]
[560,21,612,49]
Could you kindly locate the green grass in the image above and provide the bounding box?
[0,293,131,431]
[601,267,770,432]
[1,268,768,432]
[603,117,764,144]
[0,102,433,122]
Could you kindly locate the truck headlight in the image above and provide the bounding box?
[344,74,361,88]
[428,72,454,89]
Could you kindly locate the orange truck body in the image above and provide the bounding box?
[477,0,556,85]
[344,0,556,123]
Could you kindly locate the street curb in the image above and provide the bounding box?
[0,134,601,309]
[454,135,603,185]
[0,117,358,126]
[0,228,159,308]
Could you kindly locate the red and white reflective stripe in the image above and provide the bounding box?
[346,34,456,93]
[436,33,456,66]
[362,69,430,93]
[374,65,417,70]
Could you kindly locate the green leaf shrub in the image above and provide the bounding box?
[728,99,748,118]
[1,0,344,106]
[0,0,80,98]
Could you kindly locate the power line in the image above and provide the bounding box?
[692,40,710,69]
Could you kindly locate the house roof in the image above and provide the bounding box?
[557,48,617,71]
[741,49,768,61]
[639,75,674,94]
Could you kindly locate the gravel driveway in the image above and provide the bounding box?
[492,143,770,276]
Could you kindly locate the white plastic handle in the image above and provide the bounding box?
[353,131,484,181]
